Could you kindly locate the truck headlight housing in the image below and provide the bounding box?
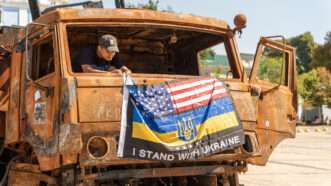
[87,136,109,159]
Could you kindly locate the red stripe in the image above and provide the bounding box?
[174,92,228,113]
[172,87,225,104]
[169,81,223,96]
[167,77,213,88]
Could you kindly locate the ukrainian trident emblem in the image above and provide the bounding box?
[177,116,197,142]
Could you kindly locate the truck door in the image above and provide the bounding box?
[248,36,297,165]
[23,32,60,151]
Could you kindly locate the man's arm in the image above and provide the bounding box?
[111,55,131,73]
[107,65,131,74]
[75,46,100,72]
[82,64,107,73]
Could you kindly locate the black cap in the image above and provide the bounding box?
[98,34,119,52]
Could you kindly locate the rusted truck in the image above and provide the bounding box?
[0,1,297,186]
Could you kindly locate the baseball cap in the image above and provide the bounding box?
[98,34,119,52]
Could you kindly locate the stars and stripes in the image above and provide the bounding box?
[167,78,228,113]
[128,77,228,117]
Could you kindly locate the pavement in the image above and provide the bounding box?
[239,126,331,186]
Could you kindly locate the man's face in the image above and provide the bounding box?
[97,46,116,61]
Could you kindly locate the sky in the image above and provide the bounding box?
[101,0,331,54]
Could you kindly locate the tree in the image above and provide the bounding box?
[257,56,284,84]
[298,67,331,107]
[312,32,331,72]
[199,48,216,60]
[288,32,316,74]
[259,32,316,74]
[141,0,159,10]
[127,0,159,10]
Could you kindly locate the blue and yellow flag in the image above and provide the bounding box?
[118,77,244,161]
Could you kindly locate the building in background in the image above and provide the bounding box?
[0,0,51,26]
[240,53,254,75]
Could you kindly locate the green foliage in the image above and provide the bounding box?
[284,31,331,107]
[298,68,331,107]
[257,56,284,84]
[141,0,159,10]
[312,32,331,72]
[127,0,159,10]
[262,47,283,58]
[198,48,217,77]
[260,32,315,74]
[288,32,316,74]
[199,48,216,60]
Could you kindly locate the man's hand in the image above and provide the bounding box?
[107,66,122,75]
[107,65,131,75]
[108,69,123,75]
[107,65,117,71]
[120,66,132,74]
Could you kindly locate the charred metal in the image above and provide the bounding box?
[0,4,296,186]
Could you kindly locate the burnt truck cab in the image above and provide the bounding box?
[2,8,296,185]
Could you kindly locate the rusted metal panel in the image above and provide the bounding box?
[0,26,25,50]
[37,155,60,171]
[8,163,57,185]
[25,76,56,140]
[60,78,79,124]
[79,122,121,166]
[5,50,22,144]
[83,165,226,180]
[36,9,229,30]
[230,91,257,122]
[77,87,122,122]
[59,123,82,154]
[74,75,206,87]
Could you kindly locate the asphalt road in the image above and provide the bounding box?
[240,127,331,186]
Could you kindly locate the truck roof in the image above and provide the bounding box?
[35,8,230,31]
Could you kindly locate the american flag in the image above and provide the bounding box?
[128,78,228,117]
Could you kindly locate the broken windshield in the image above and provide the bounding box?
[65,24,238,79]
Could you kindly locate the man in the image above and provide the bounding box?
[73,34,131,74]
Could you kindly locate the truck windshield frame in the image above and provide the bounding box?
[62,23,242,80]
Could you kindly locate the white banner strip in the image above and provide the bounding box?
[117,74,135,157]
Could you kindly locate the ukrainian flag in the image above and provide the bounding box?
[131,96,240,147]
[118,77,244,160]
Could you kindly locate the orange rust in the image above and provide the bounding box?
[0,8,296,185]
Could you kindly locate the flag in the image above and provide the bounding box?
[117,76,244,161]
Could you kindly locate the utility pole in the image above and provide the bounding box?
[115,0,125,8]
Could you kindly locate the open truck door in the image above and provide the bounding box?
[248,36,297,165]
